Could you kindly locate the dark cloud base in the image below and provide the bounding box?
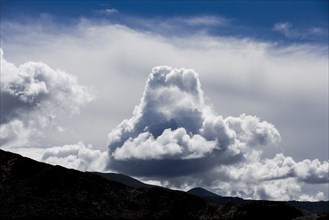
[108,152,244,177]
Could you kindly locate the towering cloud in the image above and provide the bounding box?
[0,49,94,147]
[107,66,281,176]
[107,66,328,201]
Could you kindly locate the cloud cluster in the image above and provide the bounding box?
[209,154,328,201]
[42,142,108,171]
[0,49,94,147]
[242,154,328,183]
[108,66,328,200]
[108,66,281,176]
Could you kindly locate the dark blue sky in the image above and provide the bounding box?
[1,1,328,24]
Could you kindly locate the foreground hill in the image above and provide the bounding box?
[0,149,306,219]
[0,149,205,219]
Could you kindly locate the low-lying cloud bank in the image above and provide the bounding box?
[2,142,108,172]
[41,142,108,171]
[107,66,328,201]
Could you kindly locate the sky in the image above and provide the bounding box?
[0,0,328,201]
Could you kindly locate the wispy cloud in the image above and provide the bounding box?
[273,22,294,38]
[308,27,327,36]
[176,15,228,27]
[121,15,229,36]
[273,22,328,39]
[94,8,118,16]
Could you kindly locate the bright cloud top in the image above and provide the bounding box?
[0,49,94,147]
[108,66,281,175]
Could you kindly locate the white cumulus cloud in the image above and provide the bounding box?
[0,49,94,147]
[108,66,281,175]
[42,142,108,171]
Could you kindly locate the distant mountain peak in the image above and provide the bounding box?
[91,172,153,189]
[188,187,221,198]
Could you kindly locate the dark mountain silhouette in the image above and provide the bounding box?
[189,187,220,197]
[0,149,205,219]
[198,200,308,220]
[188,187,244,204]
[187,187,329,220]
[0,149,320,219]
[89,174,329,217]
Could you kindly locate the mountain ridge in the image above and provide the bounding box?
[1,149,326,219]
[0,149,205,219]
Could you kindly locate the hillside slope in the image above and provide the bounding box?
[0,149,205,219]
[0,149,305,219]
